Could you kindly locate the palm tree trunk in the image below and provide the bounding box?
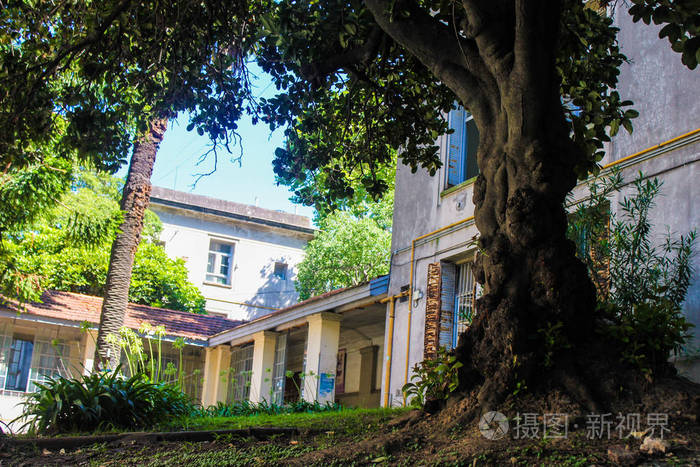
[93,119,168,371]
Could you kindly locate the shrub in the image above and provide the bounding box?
[569,171,696,377]
[18,368,195,434]
[599,301,693,378]
[401,347,462,408]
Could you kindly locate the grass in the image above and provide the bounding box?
[117,439,316,467]
[173,407,409,436]
[7,408,411,467]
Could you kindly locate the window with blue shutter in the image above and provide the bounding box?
[445,107,480,188]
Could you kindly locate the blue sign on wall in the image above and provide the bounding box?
[319,373,335,398]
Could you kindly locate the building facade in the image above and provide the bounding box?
[203,276,389,409]
[380,3,700,406]
[0,291,243,430]
[149,187,315,321]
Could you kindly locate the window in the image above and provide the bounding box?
[227,344,254,403]
[0,332,77,394]
[271,334,287,404]
[206,240,234,285]
[28,339,72,392]
[273,262,288,280]
[424,261,480,358]
[5,336,33,392]
[453,263,478,348]
[158,347,204,398]
[445,106,480,188]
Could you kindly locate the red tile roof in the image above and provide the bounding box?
[0,290,244,342]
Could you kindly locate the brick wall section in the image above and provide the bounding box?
[424,262,442,360]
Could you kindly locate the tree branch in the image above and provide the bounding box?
[300,26,384,85]
[363,0,495,124]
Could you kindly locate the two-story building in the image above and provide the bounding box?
[149,187,316,321]
[379,3,700,406]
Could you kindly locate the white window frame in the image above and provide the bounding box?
[271,334,287,404]
[28,338,73,393]
[205,239,235,286]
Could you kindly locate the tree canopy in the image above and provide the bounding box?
[3,170,206,313]
[295,193,393,300]
[1,0,259,174]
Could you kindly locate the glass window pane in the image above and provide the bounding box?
[273,262,287,280]
[219,256,230,277]
[207,253,216,273]
[6,337,33,392]
[465,118,480,180]
[211,242,232,254]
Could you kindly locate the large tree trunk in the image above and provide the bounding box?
[458,101,597,410]
[365,0,598,411]
[93,119,167,371]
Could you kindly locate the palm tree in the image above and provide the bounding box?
[93,119,167,370]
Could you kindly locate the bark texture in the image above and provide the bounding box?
[365,0,599,410]
[93,119,167,370]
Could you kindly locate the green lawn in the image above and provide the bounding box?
[173,407,409,436]
[8,407,412,466]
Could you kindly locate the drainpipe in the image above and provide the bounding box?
[380,291,407,407]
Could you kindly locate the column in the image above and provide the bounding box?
[249,330,278,403]
[81,330,97,375]
[201,345,231,406]
[358,345,378,407]
[304,312,342,404]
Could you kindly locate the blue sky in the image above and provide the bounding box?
[117,66,316,221]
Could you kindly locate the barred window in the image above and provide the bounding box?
[453,263,478,348]
[227,344,254,403]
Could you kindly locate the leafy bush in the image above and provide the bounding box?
[401,347,462,408]
[599,301,693,377]
[193,400,341,418]
[18,368,195,434]
[568,171,696,377]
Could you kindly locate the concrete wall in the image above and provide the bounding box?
[606,4,700,373]
[383,8,700,404]
[151,205,311,321]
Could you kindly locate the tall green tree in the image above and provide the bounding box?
[2,0,261,368]
[295,193,393,300]
[257,0,698,412]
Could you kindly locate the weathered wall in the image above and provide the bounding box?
[607,4,700,373]
[151,205,310,321]
[382,8,700,404]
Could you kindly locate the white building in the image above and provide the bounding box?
[149,187,316,321]
[380,3,700,406]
